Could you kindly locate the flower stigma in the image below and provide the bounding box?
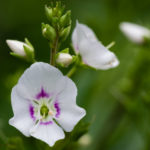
[40,105,49,118]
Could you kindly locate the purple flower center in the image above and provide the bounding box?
[29,87,61,125]
[54,102,61,118]
[40,121,53,125]
[36,87,49,100]
[29,105,36,120]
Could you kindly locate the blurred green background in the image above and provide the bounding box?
[1,0,150,150]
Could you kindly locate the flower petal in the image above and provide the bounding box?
[30,121,65,147]
[9,86,34,136]
[120,22,150,44]
[79,39,119,70]
[55,77,86,132]
[16,62,66,100]
[72,22,119,70]
[72,21,98,53]
[6,40,27,56]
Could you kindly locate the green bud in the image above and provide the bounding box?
[42,23,56,42]
[52,17,59,27]
[60,11,71,28]
[60,25,71,41]
[45,5,53,22]
[54,1,63,17]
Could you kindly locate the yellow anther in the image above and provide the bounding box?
[49,110,53,116]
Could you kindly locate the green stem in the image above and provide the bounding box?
[50,32,59,66]
[67,65,77,77]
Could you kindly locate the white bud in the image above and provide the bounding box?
[6,40,30,56]
[120,22,150,44]
[78,134,92,146]
[56,53,73,67]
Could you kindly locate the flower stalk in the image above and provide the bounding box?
[50,31,59,66]
[67,65,77,77]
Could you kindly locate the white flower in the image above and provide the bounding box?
[72,22,119,70]
[9,62,86,147]
[6,40,31,56]
[56,53,73,67]
[119,22,150,44]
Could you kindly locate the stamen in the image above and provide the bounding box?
[35,119,39,124]
[48,99,52,103]
[49,110,54,116]
[33,100,39,105]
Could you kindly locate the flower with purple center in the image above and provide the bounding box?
[9,62,86,146]
[72,21,119,70]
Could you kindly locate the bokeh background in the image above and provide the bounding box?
[1,0,150,150]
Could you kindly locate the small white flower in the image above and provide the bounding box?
[72,22,119,70]
[9,62,86,147]
[6,40,30,56]
[56,53,73,67]
[119,22,150,44]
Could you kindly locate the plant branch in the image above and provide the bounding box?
[50,32,59,66]
[66,65,77,77]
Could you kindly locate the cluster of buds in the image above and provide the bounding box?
[42,2,71,43]
[42,2,73,67]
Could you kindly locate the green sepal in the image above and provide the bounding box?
[60,10,71,28]
[25,38,34,49]
[23,45,35,63]
[55,48,69,62]
[61,48,69,53]
[72,55,78,63]
[56,62,66,68]
[10,52,25,60]
[60,25,71,41]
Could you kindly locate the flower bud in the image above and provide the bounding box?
[60,11,71,28]
[6,40,30,56]
[42,23,56,42]
[60,25,71,41]
[53,1,63,18]
[56,53,73,67]
[45,5,53,23]
[120,22,150,44]
[6,39,35,62]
